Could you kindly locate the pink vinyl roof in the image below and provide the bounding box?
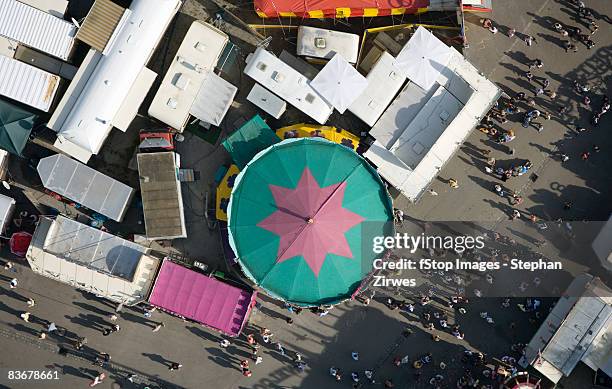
[149,261,254,336]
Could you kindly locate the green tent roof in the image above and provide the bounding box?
[228,138,393,306]
[0,99,37,156]
[222,115,281,169]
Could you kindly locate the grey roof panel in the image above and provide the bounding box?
[43,216,145,281]
[37,154,134,221]
[137,152,186,239]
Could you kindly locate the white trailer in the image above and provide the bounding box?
[243,47,333,124]
[50,0,181,163]
[348,51,406,127]
[148,21,230,130]
[296,26,359,64]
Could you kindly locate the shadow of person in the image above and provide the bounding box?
[142,352,172,367]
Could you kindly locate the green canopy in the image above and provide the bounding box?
[0,99,37,156]
[228,138,393,306]
[222,114,281,169]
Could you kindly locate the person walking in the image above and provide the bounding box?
[524,35,536,46]
[563,41,578,52]
[89,373,105,387]
[26,298,35,308]
[152,322,165,332]
[494,184,505,197]
[581,151,590,160]
[511,193,523,205]
[9,278,17,288]
[511,210,521,220]
[528,59,543,69]
[524,71,534,82]
[108,314,118,322]
[448,178,459,189]
[169,362,182,371]
[240,360,251,377]
[275,342,285,356]
[352,351,359,361]
[47,322,57,333]
[219,339,230,348]
[20,312,31,322]
[4,261,13,270]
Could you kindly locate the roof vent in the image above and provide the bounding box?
[314,37,326,48]
[271,71,285,83]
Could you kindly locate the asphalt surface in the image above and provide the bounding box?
[0,0,610,389]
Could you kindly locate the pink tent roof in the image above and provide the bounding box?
[149,261,254,337]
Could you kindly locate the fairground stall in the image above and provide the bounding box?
[148,260,257,337]
[227,137,393,306]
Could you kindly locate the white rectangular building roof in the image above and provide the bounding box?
[520,275,612,383]
[37,153,134,222]
[51,0,181,163]
[349,51,406,127]
[244,47,333,124]
[0,0,75,60]
[247,83,287,119]
[297,26,360,64]
[27,216,160,305]
[0,54,60,111]
[148,21,228,130]
[365,48,501,202]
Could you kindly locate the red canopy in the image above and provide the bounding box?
[9,232,32,257]
[254,0,429,18]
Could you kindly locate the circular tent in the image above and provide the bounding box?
[228,138,393,306]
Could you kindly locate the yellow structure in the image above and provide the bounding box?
[216,164,240,221]
[276,124,360,151]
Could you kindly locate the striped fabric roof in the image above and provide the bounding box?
[75,0,125,52]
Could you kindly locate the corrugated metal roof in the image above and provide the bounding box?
[76,0,126,53]
[0,0,76,60]
[0,54,60,111]
[37,153,134,221]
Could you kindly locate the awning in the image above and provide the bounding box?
[0,99,37,156]
[190,72,237,126]
[148,260,256,337]
[310,54,368,114]
[222,115,281,169]
[394,26,453,91]
[75,0,127,53]
[254,0,429,18]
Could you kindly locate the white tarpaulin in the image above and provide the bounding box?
[190,71,237,126]
[37,154,134,221]
[310,54,368,114]
[394,26,453,91]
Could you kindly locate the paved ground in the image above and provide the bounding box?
[0,0,610,389]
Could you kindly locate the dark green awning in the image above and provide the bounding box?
[222,115,281,169]
[0,99,37,156]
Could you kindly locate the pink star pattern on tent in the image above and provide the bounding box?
[257,168,364,277]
